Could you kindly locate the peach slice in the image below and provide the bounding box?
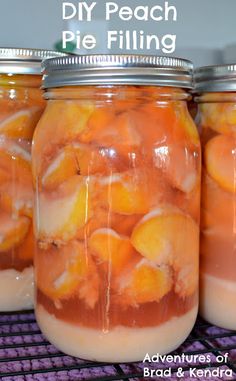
[141,97,199,144]
[77,211,143,241]
[41,143,111,190]
[0,108,43,140]
[79,110,141,157]
[201,171,235,233]
[0,213,30,252]
[131,206,180,265]
[76,206,109,241]
[36,241,99,307]
[0,142,32,187]
[177,103,200,146]
[36,176,92,243]
[89,228,138,275]
[116,259,172,306]
[73,144,112,176]
[98,172,150,215]
[205,135,236,193]
[154,144,199,193]
[41,146,79,190]
[199,102,236,136]
[32,100,95,179]
[133,103,176,153]
[0,183,33,218]
[79,107,115,144]
[131,206,199,297]
[127,103,200,177]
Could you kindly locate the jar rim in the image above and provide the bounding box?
[195,64,236,92]
[42,54,194,89]
[0,48,67,76]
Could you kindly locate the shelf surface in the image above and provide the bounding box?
[0,310,235,380]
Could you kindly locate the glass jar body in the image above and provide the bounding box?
[33,85,201,362]
[0,74,45,311]
[197,92,236,330]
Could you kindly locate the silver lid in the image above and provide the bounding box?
[0,48,67,75]
[195,64,236,92]
[42,55,193,89]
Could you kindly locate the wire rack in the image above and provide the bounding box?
[0,310,235,381]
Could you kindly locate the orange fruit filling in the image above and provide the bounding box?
[32,87,200,326]
[0,81,45,272]
[199,94,236,287]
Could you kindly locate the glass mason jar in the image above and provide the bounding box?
[33,55,201,362]
[195,65,236,330]
[0,48,66,311]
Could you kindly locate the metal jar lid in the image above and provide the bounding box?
[195,64,236,92]
[0,48,67,75]
[42,55,193,89]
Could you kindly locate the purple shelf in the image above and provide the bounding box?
[0,311,235,381]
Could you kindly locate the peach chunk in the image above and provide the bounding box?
[133,101,199,156]
[76,206,109,241]
[0,183,33,218]
[154,144,199,193]
[0,108,42,140]
[77,211,144,241]
[79,109,141,156]
[36,241,99,307]
[42,146,79,190]
[36,176,92,244]
[41,143,111,190]
[116,259,172,306]
[89,228,139,275]
[0,141,32,187]
[98,172,150,215]
[201,171,235,233]
[199,102,236,136]
[79,107,115,144]
[131,206,179,265]
[179,104,200,146]
[205,135,236,193]
[131,206,199,297]
[32,100,95,178]
[132,103,176,155]
[72,143,112,176]
[0,213,30,252]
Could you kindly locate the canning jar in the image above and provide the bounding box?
[195,65,236,330]
[0,48,66,311]
[33,55,201,362]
